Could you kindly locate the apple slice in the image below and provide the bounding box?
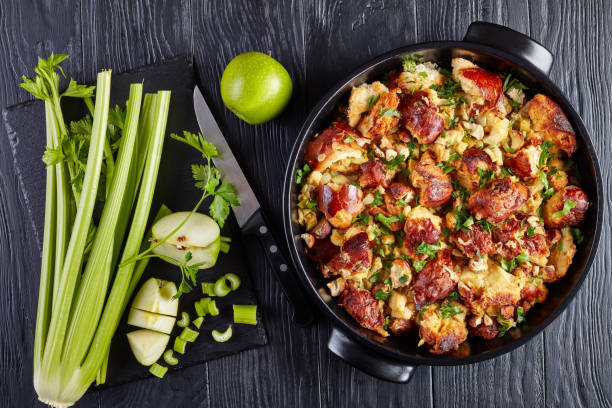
[127,329,170,366]
[152,212,220,248]
[151,212,221,270]
[131,278,178,317]
[152,236,220,270]
[128,308,176,334]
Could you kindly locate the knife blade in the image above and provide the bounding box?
[193,87,260,228]
[193,87,314,327]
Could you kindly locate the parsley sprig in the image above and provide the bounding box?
[171,131,239,229]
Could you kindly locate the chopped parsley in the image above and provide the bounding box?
[526,226,536,237]
[399,275,410,283]
[418,71,428,78]
[396,198,406,206]
[539,141,555,168]
[439,152,461,174]
[343,136,355,144]
[403,54,424,72]
[306,201,318,210]
[447,116,460,129]
[380,106,402,118]
[476,219,498,235]
[502,73,528,93]
[383,154,406,170]
[353,212,370,226]
[447,291,460,302]
[501,252,530,272]
[372,191,383,206]
[552,199,577,218]
[369,272,380,283]
[570,227,584,244]
[367,94,380,109]
[375,212,404,229]
[478,168,494,188]
[438,301,463,319]
[374,289,390,301]
[430,78,464,106]
[516,306,525,324]
[454,203,474,233]
[538,171,555,199]
[500,166,514,178]
[451,179,469,201]
[418,305,429,321]
[295,164,311,185]
[498,320,510,337]
[416,241,442,258]
[413,260,427,272]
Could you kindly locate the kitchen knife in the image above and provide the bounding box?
[193,86,314,327]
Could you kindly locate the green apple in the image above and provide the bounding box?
[220,51,293,124]
[131,278,179,317]
[128,308,176,334]
[126,329,170,366]
[152,212,221,270]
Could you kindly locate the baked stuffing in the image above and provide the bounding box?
[295,55,590,354]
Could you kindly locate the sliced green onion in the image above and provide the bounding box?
[173,337,187,354]
[224,273,241,291]
[149,363,168,378]
[208,299,220,316]
[211,325,233,343]
[201,282,216,296]
[220,236,232,243]
[214,277,231,297]
[233,305,257,325]
[193,316,204,329]
[179,327,199,342]
[176,312,190,328]
[163,349,178,366]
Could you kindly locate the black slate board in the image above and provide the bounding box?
[2,55,267,388]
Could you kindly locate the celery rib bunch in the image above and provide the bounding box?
[21,54,171,407]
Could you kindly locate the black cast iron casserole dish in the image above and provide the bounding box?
[282,22,602,383]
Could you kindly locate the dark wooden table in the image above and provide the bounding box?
[1,1,610,407]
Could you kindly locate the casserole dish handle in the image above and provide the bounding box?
[464,21,554,75]
[327,328,416,383]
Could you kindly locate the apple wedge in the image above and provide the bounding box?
[128,308,176,334]
[127,329,170,366]
[131,277,179,317]
[151,212,221,269]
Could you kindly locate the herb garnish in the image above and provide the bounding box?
[295,163,311,185]
[539,141,555,168]
[552,199,577,218]
[380,106,402,118]
[478,168,494,188]
[502,73,528,93]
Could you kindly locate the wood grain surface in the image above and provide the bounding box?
[0,0,610,407]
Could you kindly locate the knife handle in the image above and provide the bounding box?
[242,209,315,327]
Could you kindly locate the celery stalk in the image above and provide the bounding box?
[61,83,143,379]
[33,102,58,387]
[36,70,112,407]
[39,71,111,404]
[62,91,171,402]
